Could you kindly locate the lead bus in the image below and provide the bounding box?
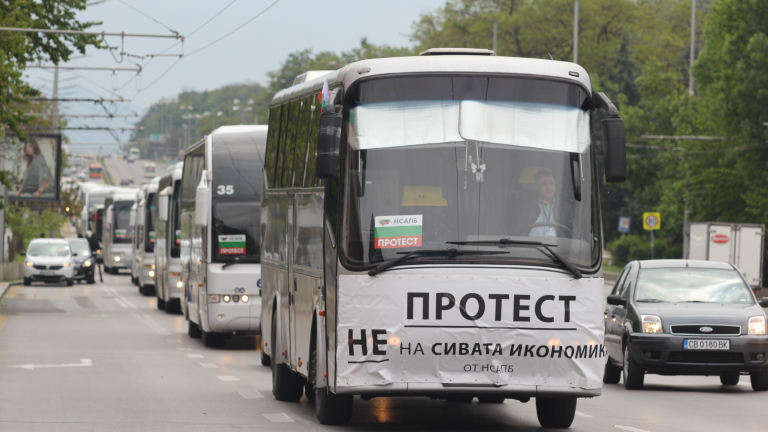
[179,125,267,347]
[260,48,626,428]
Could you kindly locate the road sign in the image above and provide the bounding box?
[643,212,661,231]
[618,216,631,233]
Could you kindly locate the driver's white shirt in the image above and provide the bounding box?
[529,199,557,237]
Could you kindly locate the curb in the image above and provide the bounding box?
[604,271,619,283]
[0,281,22,302]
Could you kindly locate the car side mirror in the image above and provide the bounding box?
[607,294,627,307]
[315,110,342,181]
[760,297,768,308]
[594,92,626,183]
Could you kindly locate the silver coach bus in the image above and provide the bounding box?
[260,48,626,428]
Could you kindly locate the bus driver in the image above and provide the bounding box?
[520,169,573,238]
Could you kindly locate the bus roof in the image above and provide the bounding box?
[272,54,591,106]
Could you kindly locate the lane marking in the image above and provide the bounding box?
[576,411,593,418]
[11,359,92,370]
[140,316,171,335]
[101,287,172,334]
[263,413,293,423]
[177,348,193,351]
[200,363,219,368]
[238,390,263,399]
[615,426,650,432]
[187,354,204,358]
[217,376,239,381]
[166,339,181,344]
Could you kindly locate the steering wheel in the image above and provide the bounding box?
[525,222,572,236]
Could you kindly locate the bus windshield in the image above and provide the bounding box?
[113,200,134,243]
[212,202,261,263]
[342,75,598,270]
[144,192,156,253]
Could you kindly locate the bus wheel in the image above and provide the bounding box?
[188,320,201,339]
[157,297,165,310]
[271,314,304,401]
[535,397,576,429]
[260,349,271,366]
[477,396,505,403]
[202,330,222,348]
[315,388,353,425]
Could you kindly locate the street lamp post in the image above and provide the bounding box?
[573,0,579,63]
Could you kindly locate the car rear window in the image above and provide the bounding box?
[635,268,753,304]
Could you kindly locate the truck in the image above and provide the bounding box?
[687,222,765,292]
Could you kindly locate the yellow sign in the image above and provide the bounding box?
[401,186,447,207]
[643,212,661,231]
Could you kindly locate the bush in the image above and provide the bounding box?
[607,234,681,267]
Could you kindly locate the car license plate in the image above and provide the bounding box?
[40,270,56,276]
[684,339,730,350]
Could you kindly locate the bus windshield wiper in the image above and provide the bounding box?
[222,257,258,269]
[446,239,582,279]
[368,248,508,277]
[636,299,668,303]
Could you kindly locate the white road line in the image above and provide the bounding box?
[140,316,171,335]
[200,363,218,368]
[238,390,263,399]
[102,287,169,333]
[217,376,239,381]
[11,359,92,370]
[166,339,181,344]
[263,413,293,423]
[187,354,204,358]
[615,426,650,432]
[575,411,593,418]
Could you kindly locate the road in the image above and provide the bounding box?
[105,158,168,186]
[1,276,766,432]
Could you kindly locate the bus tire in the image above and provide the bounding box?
[261,349,271,366]
[623,344,644,390]
[315,388,353,425]
[202,330,222,348]
[188,320,201,339]
[157,297,165,310]
[271,314,304,402]
[536,397,576,429]
[445,396,473,403]
[477,396,505,403]
[166,299,180,314]
[603,359,622,384]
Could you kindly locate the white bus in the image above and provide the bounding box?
[179,125,267,347]
[155,163,184,313]
[260,49,627,428]
[128,147,140,163]
[131,177,160,295]
[77,183,113,238]
[102,188,139,274]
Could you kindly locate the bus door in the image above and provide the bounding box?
[286,195,298,369]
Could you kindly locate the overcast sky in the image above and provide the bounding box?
[23,0,447,153]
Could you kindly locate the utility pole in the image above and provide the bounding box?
[689,0,696,95]
[52,66,59,129]
[573,0,579,63]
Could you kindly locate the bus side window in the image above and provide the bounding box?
[291,96,312,188]
[281,100,301,188]
[265,105,283,189]
[305,95,322,187]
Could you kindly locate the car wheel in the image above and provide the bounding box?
[86,275,95,284]
[477,396,505,403]
[188,320,201,339]
[535,397,577,429]
[720,372,740,386]
[750,365,768,391]
[66,278,74,287]
[623,343,644,390]
[23,277,31,286]
[604,358,622,384]
[271,313,305,402]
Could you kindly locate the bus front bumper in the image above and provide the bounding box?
[207,298,262,334]
[333,383,601,399]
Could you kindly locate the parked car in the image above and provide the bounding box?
[22,239,75,286]
[65,238,96,284]
[604,259,768,391]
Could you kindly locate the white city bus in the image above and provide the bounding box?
[179,125,267,347]
[77,183,113,238]
[155,163,184,313]
[260,49,627,428]
[102,188,139,274]
[131,177,160,295]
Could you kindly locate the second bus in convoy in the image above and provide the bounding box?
[102,188,139,274]
[260,49,626,428]
[131,177,160,295]
[155,163,184,313]
[180,125,267,347]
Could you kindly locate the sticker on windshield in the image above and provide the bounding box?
[115,229,127,239]
[175,230,181,245]
[219,234,246,255]
[374,215,422,249]
[149,231,156,243]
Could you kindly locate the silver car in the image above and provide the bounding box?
[22,239,75,286]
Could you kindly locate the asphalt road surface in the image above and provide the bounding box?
[1,275,766,432]
[106,158,168,186]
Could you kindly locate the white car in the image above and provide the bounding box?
[22,239,75,286]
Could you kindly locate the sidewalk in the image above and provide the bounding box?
[0,280,20,302]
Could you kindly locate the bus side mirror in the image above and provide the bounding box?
[158,187,170,222]
[594,92,626,183]
[195,170,209,227]
[105,208,113,225]
[316,111,342,181]
[129,204,137,226]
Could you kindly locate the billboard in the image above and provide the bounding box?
[1,134,62,202]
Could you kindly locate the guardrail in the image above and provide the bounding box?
[98,157,117,186]
[0,262,23,282]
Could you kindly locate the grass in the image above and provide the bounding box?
[603,264,622,274]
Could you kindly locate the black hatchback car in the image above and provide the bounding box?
[603,260,768,391]
[65,238,96,284]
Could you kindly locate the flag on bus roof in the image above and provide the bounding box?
[320,79,329,112]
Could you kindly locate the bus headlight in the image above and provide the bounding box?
[176,280,184,289]
[223,295,231,303]
[749,316,766,335]
[241,295,249,303]
[114,256,121,262]
[148,270,155,277]
[642,315,663,334]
